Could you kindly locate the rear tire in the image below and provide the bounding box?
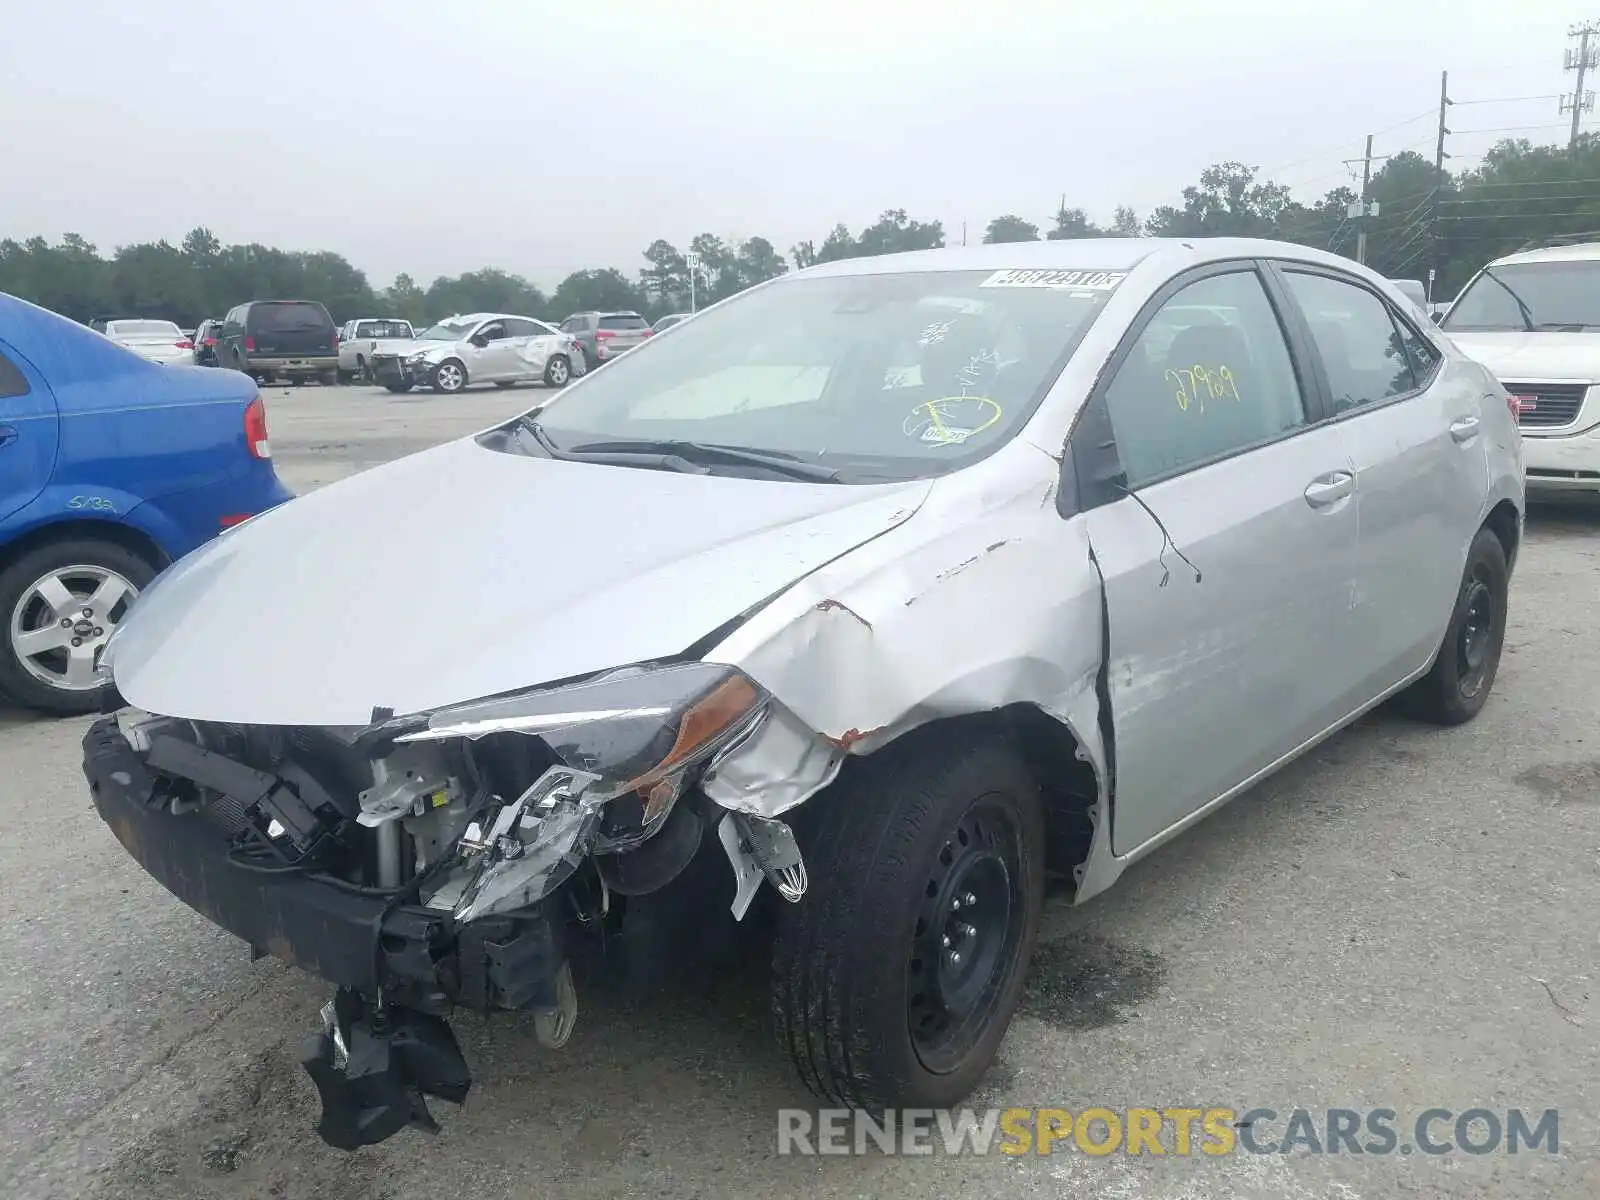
[770,726,1045,1110]
[1401,526,1509,725]
[544,354,572,387]
[0,537,158,716]
[319,370,338,386]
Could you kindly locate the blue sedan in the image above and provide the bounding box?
[0,292,294,714]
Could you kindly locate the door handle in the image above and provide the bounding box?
[1304,470,1355,507]
[1450,416,1481,443]
[0,425,16,449]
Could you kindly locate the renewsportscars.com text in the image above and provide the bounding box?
[777,1106,1560,1157]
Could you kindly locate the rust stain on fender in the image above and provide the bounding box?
[827,725,887,751]
[814,598,872,631]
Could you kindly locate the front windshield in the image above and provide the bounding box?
[421,320,475,340]
[512,268,1120,482]
[1442,261,1600,331]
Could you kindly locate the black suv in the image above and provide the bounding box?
[216,300,341,385]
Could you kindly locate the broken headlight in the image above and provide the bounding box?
[396,662,769,847]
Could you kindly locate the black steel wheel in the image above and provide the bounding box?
[771,724,1044,1109]
[1402,525,1509,725]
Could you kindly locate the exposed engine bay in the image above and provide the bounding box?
[83,662,821,1151]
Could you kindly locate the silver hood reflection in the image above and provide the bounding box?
[109,436,929,726]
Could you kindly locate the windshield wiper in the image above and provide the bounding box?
[513,416,711,474]
[1480,268,1536,332]
[562,437,843,482]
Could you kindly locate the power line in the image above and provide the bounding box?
[1452,122,1574,135]
[1452,93,1562,106]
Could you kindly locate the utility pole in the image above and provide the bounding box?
[1428,70,1452,305]
[1563,22,1599,151]
[1343,135,1388,265]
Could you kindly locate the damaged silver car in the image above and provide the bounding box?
[83,239,1524,1150]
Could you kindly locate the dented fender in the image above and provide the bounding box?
[702,441,1112,886]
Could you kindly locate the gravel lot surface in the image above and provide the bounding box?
[3,382,1597,1198]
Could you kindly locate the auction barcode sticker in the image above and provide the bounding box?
[979,268,1129,290]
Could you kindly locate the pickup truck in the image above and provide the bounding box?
[338,318,417,382]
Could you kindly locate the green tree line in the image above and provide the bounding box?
[4,135,1598,329]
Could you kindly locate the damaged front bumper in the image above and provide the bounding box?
[81,666,829,1149]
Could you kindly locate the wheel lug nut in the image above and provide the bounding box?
[949,951,962,965]
[941,934,951,947]
[82,607,92,617]
[961,923,975,938]
[951,897,962,911]
[71,637,81,647]
[60,618,71,627]
[93,627,103,636]
[962,892,976,907]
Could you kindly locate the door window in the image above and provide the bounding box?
[0,349,30,399]
[476,321,509,341]
[503,318,544,337]
[1103,269,1308,488]
[1281,271,1418,413]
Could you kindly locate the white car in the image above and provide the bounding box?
[1440,240,1600,494]
[338,318,416,381]
[103,319,193,367]
[368,313,586,394]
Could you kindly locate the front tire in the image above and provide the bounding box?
[771,726,1045,1110]
[0,537,157,715]
[544,354,572,387]
[384,381,414,394]
[432,359,467,394]
[1402,526,1509,725]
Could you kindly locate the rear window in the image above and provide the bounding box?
[249,302,334,332]
[108,320,180,337]
[599,314,649,330]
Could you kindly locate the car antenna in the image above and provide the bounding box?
[1116,483,1202,587]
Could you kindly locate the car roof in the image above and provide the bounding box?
[791,237,1377,281]
[1486,241,1600,266]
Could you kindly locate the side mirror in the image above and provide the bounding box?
[469,334,488,347]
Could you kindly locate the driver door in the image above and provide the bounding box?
[465,320,515,379]
[1076,263,1364,855]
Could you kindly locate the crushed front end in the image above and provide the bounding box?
[83,662,817,1150]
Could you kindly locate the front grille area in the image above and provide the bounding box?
[1502,381,1590,428]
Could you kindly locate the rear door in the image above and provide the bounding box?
[502,317,551,378]
[0,341,61,523]
[249,302,337,358]
[1273,263,1490,691]
[1076,262,1363,855]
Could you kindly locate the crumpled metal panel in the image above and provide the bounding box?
[705,439,1109,840]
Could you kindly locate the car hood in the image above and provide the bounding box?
[1443,330,1600,382]
[108,435,931,726]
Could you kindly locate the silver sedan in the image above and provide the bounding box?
[85,238,1523,1150]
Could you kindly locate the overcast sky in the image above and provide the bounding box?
[1,0,1591,291]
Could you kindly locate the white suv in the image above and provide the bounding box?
[1440,240,1600,494]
